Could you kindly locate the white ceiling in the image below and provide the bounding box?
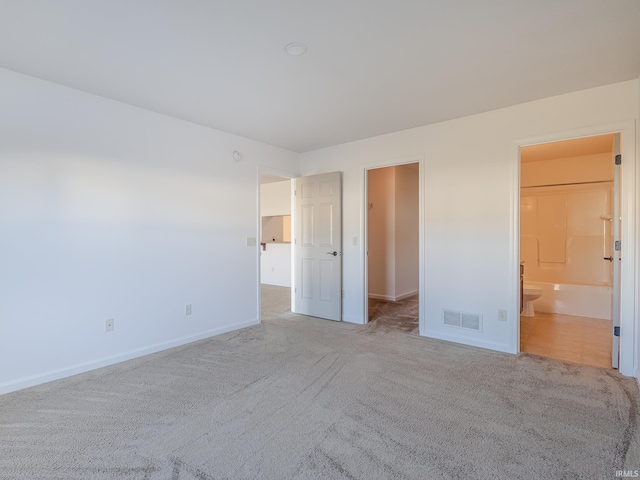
[1,1,639,153]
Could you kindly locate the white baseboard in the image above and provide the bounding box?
[422,328,512,354]
[368,289,418,302]
[396,290,419,301]
[368,293,395,301]
[0,319,259,396]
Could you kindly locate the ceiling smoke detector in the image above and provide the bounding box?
[285,42,307,56]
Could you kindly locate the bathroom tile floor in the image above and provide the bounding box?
[520,311,611,368]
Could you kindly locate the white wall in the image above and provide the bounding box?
[260,180,291,217]
[260,243,291,287]
[300,80,638,357]
[0,68,299,394]
[367,167,395,298]
[259,180,291,286]
[394,164,419,299]
[1,68,638,391]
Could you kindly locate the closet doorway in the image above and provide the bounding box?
[365,162,421,334]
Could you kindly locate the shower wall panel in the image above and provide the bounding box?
[520,183,612,286]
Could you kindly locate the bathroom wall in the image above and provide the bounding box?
[520,153,613,287]
[521,183,613,286]
[521,151,614,319]
[521,152,612,187]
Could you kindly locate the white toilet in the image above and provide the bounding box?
[522,284,542,317]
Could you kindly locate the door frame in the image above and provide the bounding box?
[510,121,637,376]
[362,154,425,333]
[256,167,297,322]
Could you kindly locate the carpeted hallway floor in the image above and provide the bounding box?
[1,285,638,479]
[368,295,419,334]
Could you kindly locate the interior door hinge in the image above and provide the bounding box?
[614,326,620,337]
[615,154,621,165]
[615,240,621,251]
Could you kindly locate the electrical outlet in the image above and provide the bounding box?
[498,309,507,321]
[105,318,114,332]
[246,237,257,247]
[186,304,192,316]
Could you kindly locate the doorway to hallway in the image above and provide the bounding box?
[365,162,421,334]
[259,173,293,320]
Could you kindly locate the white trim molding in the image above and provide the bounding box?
[368,290,419,302]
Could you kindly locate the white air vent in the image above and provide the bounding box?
[443,310,461,327]
[442,309,482,332]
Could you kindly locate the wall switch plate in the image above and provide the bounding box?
[105,318,114,332]
[498,309,507,321]
[352,237,358,246]
[246,237,257,247]
[186,304,192,316]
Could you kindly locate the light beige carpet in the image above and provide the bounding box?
[1,285,638,479]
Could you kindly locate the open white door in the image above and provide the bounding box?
[293,172,342,321]
[611,134,621,368]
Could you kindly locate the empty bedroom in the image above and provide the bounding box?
[1,1,640,479]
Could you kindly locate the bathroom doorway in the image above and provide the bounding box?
[518,134,619,368]
[365,162,421,334]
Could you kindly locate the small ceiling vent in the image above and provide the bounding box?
[442,309,482,332]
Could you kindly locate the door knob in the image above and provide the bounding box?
[326,251,338,256]
[604,256,613,262]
